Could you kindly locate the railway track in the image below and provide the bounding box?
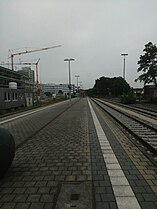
[91,98,157,157]
[101,99,157,119]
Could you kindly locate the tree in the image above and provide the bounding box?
[58,90,63,94]
[135,42,157,86]
[87,88,97,96]
[94,76,130,96]
[44,92,52,97]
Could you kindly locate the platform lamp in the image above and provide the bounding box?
[121,53,128,94]
[64,58,75,102]
[75,75,80,98]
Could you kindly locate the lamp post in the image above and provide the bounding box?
[75,75,80,98]
[121,53,128,93]
[121,53,128,80]
[64,58,75,102]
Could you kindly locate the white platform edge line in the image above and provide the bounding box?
[88,99,141,209]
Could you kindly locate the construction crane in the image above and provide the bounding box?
[8,44,62,71]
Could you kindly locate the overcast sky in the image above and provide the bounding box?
[0,0,157,89]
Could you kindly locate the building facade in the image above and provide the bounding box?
[0,66,34,110]
[144,85,157,99]
[17,67,35,92]
[41,83,75,95]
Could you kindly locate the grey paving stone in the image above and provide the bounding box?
[144,186,155,193]
[15,203,30,209]
[37,187,51,194]
[12,182,25,187]
[101,194,115,202]
[96,202,110,209]
[93,175,104,181]
[0,203,16,209]
[0,188,14,194]
[22,176,34,182]
[0,194,15,202]
[29,203,44,209]
[13,188,26,194]
[35,182,47,187]
[27,194,41,202]
[142,193,157,201]
[95,187,106,194]
[33,176,44,181]
[132,186,146,194]
[40,194,54,202]
[95,194,101,202]
[140,202,157,209]
[65,175,76,181]
[13,194,28,202]
[25,187,38,194]
[43,203,54,209]
[43,176,55,181]
[135,194,144,201]
[109,202,118,209]
[0,182,14,188]
[24,182,36,187]
[135,180,151,186]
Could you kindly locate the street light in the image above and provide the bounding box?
[64,58,75,102]
[75,75,80,98]
[121,53,128,80]
[121,53,128,94]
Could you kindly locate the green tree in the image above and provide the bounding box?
[58,90,63,94]
[135,42,157,86]
[94,76,130,96]
[44,92,52,97]
[87,88,97,96]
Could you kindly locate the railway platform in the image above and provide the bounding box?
[0,98,157,209]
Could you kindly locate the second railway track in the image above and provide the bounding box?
[91,98,157,158]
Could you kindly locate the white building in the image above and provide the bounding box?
[40,83,75,95]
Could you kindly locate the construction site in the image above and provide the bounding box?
[0,45,62,111]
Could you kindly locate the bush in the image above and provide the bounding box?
[120,92,136,104]
[151,97,157,104]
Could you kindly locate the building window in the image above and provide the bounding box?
[4,92,11,101]
[12,92,18,101]
[15,92,18,100]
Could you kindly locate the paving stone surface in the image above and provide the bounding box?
[0,101,72,146]
[0,98,157,209]
[0,99,93,209]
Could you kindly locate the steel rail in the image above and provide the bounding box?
[94,98,157,132]
[91,98,157,156]
[97,98,157,119]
